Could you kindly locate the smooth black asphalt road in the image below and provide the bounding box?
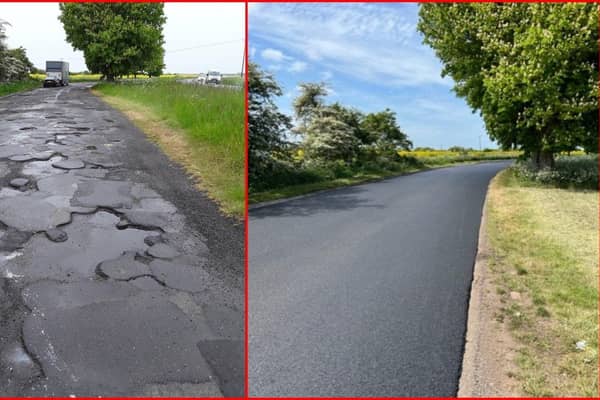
[249,161,511,397]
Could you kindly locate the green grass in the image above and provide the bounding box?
[486,168,598,396]
[0,79,40,96]
[251,149,519,204]
[222,75,243,86]
[250,156,515,204]
[94,79,244,216]
[250,167,425,203]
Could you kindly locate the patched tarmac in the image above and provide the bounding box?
[0,84,243,396]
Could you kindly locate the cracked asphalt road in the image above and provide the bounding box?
[249,162,510,397]
[0,83,243,397]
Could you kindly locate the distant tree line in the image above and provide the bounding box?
[0,19,34,81]
[249,62,414,191]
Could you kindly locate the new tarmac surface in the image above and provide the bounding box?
[249,161,510,397]
[0,83,243,396]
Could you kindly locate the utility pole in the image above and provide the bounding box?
[479,134,482,151]
[241,42,246,78]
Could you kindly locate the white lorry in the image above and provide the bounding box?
[43,61,70,87]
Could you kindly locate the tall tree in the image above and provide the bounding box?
[418,3,598,168]
[248,62,292,186]
[328,103,371,144]
[293,82,328,130]
[59,3,166,80]
[361,109,412,151]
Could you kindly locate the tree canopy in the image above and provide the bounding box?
[249,62,415,191]
[59,3,166,80]
[304,107,359,164]
[293,82,328,127]
[248,62,292,187]
[418,3,598,167]
[361,109,412,151]
[293,83,412,165]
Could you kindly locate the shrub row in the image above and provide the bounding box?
[512,154,598,190]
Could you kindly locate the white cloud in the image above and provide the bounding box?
[321,71,333,81]
[266,64,282,72]
[414,99,447,113]
[261,48,288,62]
[250,47,256,58]
[259,46,308,73]
[288,61,307,73]
[250,4,451,87]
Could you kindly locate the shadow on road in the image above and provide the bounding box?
[250,185,384,219]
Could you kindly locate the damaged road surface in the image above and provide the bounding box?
[0,84,244,397]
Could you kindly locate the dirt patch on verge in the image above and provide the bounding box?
[458,177,522,397]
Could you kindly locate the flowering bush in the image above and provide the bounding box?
[513,154,598,190]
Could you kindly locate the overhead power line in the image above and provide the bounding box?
[166,39,244,54]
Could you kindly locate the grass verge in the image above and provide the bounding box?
[93,79,244,217]
[249,167,425,204]
[222,75,243,86]
[249,158,512,204]
[251,150,520,204]
[485,168,598,396]
[0,79,40,96]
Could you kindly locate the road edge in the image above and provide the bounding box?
[91,88,243,219]
[458,173,520,397]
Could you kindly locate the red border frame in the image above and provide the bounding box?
[0,1,598,399]
[244,1,250,398]
[244,2,599,400]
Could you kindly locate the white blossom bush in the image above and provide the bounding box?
[513,154,598,190]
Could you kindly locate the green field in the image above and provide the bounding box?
[486,167,598,396]
[399,149,521,165]
[94,79,244,216]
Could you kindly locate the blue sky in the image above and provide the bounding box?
[249,2,496,149]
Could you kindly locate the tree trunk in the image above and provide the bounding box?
[532,150,554,169]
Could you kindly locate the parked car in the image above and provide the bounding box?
[206,71,222,85]
[196,73,206,84]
